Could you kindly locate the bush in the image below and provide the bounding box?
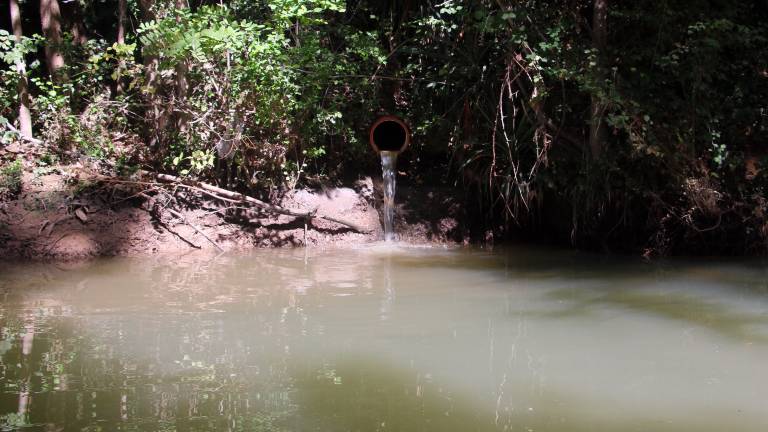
[0,158,22,200]
[137,1,384,187]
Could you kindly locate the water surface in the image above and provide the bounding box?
[0,245,767,431]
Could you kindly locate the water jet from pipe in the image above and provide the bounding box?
[369,116,410,241]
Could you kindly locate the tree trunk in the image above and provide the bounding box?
[139,0,164,150]
[117,0,126,44]
[61,0,88,46]
[9,0,33,139]
[115,0,127,94]
[174,0,189,130]
[40,0,66,80]
[589,0,608,160]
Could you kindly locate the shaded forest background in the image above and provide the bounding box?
[1,0,767,255]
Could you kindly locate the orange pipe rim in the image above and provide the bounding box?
[369,115,411,154]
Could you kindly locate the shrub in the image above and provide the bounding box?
[0,158,22,200]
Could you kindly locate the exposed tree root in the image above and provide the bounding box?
[152,173,369,233]
[96,172,370,234]
[136,191,224,251]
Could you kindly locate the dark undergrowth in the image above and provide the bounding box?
[2,0,767,256]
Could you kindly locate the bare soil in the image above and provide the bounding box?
[0,165,465,261]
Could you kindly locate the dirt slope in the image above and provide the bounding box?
[0,167,464,260]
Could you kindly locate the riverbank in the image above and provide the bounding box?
[0,163,466,260]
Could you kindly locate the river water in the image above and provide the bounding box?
[0,245,767,431]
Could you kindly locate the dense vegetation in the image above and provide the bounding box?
[1,0,767,255]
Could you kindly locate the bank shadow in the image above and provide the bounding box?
[539,286,768,345]
[385,184,467,242]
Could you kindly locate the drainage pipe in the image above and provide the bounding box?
[369,115,410,154]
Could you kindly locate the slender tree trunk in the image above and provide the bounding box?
[9,0,33,139]
[589,0,608,160]
[40,0,66,80]
[115,0,127,94]
[117,0,127,44]
[139,0,164,150]
[174,0,188,131]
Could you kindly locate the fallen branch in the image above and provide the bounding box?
[137,192,202,250]
[153,173,369,233]
[137,190,224,251]
[165,206,224,252]
[3,122,44,146]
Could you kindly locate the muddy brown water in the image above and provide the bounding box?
[0,245,767,431]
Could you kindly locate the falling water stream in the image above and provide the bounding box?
[381,150,398,241]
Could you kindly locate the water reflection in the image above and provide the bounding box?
[0,246,767,431]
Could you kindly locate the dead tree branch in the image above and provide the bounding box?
[152,173,369,233]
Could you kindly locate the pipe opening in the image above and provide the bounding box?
[369,116,410,153]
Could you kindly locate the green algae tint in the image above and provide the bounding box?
[0,245,767,431]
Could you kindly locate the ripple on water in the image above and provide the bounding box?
[0,248,766,431]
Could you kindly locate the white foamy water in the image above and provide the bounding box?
[380,150,398,241]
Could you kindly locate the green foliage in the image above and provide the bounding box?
[29,77,77,148]
[86,41,141,88]
[0,158,23,199]
[172,149,215,176]
[136,1,383,185]
[0,30,42,67]
[0,30,41,128]
[30,76,120,160]
[0,412,28,430]
[138,4,297,180]
[2,0,765,252]
[333,0,767,251]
